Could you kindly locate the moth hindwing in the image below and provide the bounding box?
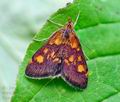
[25,20,88,89]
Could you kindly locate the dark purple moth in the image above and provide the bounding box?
[25,19,88,89]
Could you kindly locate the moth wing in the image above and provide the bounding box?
[61,34,88,89]
[25,30,63,78]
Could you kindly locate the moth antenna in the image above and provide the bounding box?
[68,16,72,23]
[83,50,90,60]
[74,11,80,27]
[80,40,97,59]
[33,38,49,42]
[47,19,64,27]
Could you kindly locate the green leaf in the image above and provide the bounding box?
[11,0,120,102]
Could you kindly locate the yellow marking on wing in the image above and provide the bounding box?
[54,38,61,45]
[74,61,76,65]
[53,58,59,62]
[71,42,77,48]
[77,48,80,51]
[52,55,56,58]
[78,56,82,61]
[58,59,61,63]
[43,48,48,54]
[53,58,61,63]
[49,31,62,45]
[49,42,53,45]
[47,54,50,59]
[70,36,78,48]
[77,65,85,73]
[69,55,74,62]
[47,51,55,59]
[36,55,44,63]
[51,51,55,58]
[85,72,88,77]
[64,59,70,65]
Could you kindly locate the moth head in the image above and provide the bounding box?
[66,17,74,30]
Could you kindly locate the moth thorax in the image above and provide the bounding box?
[63,29,70,39]
[66,21,73,30]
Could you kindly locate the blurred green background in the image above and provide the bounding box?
[0,0,73,102]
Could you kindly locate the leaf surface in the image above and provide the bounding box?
[11,0,120,102]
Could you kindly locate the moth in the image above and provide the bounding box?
[25,15,88,89]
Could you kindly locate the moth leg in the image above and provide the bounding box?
[33,38,49,42]
[80,41,97,60]
[83,50,90,60]
[80,41,90,60]
[47,19,64,27]
[74,11,80,27]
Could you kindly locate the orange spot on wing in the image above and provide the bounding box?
[49,31,62,45]
[53,58,61,63]
[78,56,82,61]
[70,35,78,48]
[43,48,48,54]
[73,61,76,65]
[35,55,44,63]
[53,58,59,62]
[64,59,70,65]
[69,55,74,62]
[49,42,53,45]
[51,51,55,58]
[77,48,80,51]
[47,51,55,60]
[77,65,85,73]
[54,38,61,45]
[71,42,77,48]
[47,54,50,59]
[85,72,88,77]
